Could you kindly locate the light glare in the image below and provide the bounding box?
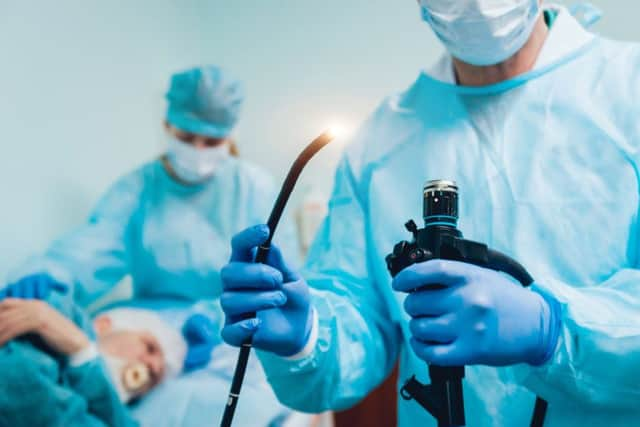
[326,123,345,139]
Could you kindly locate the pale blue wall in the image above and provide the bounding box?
[1,0,638,277]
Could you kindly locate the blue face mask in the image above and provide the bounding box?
[419,0,541,66]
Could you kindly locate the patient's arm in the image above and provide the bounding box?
[0,299,138,426]
[0,298,89,354]
[0,339,138,427]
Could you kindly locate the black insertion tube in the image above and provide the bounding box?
[220,130,335,427]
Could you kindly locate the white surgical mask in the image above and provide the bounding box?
[166,136,231,183]
[419,0,541,66]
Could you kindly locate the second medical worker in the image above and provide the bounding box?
[7,65,296,321]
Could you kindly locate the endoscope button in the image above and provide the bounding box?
[410,249,424,261]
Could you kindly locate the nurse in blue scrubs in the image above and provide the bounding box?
[8,65,297,308]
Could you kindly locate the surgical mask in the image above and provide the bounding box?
[419,0,541,66]
[167,136,230,183]
[102,354,151,403]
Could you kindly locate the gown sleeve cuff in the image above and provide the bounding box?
[530,284,563,366]
[512,278,574,393]
[257,303,329,377]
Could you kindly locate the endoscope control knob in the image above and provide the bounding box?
[405,220,419,237]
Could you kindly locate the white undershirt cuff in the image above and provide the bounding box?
[284,308,319,361]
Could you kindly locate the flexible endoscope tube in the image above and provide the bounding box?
[220,130,336,427]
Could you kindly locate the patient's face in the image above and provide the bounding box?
[94,316,166,392]
[99,330,165,378]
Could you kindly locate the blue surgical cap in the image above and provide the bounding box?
[165,65,244,138]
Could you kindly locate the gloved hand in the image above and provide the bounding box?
[392,260,560,367]
[0,274,68,301]
[220,225,313,357]
[182,313,219,371]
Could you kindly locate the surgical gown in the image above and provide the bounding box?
[257,12,640,427]
[10,157,297,307]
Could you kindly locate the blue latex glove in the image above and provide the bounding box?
[0,274,68,301]
[182,313,219,371]
[220,225,313,357]
[392,260,560,367]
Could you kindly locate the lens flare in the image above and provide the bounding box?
[325,124,344,140]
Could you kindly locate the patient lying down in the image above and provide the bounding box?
[0,298,187,427]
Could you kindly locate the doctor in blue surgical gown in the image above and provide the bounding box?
[218,3,640,427]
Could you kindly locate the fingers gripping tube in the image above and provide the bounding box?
[219,130,335,427]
